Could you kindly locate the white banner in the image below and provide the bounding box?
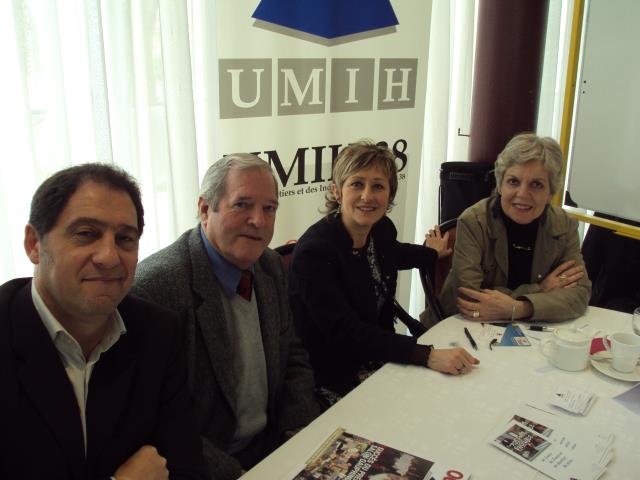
[214,0,433,247]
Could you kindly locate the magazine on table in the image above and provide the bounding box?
[488,409,613,480]
[291,428,471,480]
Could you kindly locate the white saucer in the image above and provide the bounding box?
[590,355,640,382]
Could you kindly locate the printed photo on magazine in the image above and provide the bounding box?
[489,417,610,480]
[511,414,554,437]
[292,429,445,480]
[492,422,551,462]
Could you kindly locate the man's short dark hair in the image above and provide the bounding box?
[29,163,145,237]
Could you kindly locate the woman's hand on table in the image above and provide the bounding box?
[456,287,533,322]
[539,260,585,292]
[425,225,452,258]
[428,347,479,375]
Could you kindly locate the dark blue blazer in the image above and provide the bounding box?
[0,278,207,480]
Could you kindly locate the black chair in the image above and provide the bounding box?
[439,161,495,224]
[393,300,427,337]
[274,241,297,270]
[418,217,458,327]
[581,213,640,313]
[431,217,457,298]
[394,221,461,338]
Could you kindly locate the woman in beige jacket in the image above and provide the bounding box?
[439,133,591,322]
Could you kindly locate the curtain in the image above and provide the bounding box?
[537,0,573,138]
[409,0,478,317]
[0,0,218,284]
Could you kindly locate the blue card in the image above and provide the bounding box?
[499,324,531,346]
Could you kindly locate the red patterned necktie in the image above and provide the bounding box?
[237,270,253,301]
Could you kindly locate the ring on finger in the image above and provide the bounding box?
[559,274,567,280]
[472,310,480,319]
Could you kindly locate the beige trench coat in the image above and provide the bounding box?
[439,196,591,321]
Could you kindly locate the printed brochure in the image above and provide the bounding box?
[292,428,471,480]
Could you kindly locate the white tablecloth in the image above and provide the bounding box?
[242,306,640,479]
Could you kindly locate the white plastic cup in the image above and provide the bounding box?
[604,332,640,373]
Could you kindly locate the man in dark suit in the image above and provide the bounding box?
[133,154,321,480]
[0,164,207,480]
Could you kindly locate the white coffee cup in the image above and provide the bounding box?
[541,328,591,371]
[604,332,640,373]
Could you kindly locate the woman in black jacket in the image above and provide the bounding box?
[289,141,478,401]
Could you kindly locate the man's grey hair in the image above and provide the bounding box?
[199,153,279,211]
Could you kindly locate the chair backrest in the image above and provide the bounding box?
[439,161,495,224]
[393,300,427,337]
[581,213,640,312]
[418,266,445,325]
[418,217,457,325]
[433,218,457,297]
[274,241,297,270]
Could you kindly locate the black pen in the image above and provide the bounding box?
[529,326,554,332]
[464,327,478,350]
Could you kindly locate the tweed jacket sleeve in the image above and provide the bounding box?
[132,229,246,480]
[255,250,321,435]
[131,283,245,480]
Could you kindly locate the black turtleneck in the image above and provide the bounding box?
[494,197,541,290]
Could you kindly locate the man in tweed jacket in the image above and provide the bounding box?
[133,154,320,480]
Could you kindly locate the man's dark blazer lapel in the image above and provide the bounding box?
[187,228,238,415]
[10,280,86,479]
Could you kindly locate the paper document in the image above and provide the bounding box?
[488,409,614,480]
[613,383,640,415]
[548,386,597,416]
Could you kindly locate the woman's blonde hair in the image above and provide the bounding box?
[325,140,398,214]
